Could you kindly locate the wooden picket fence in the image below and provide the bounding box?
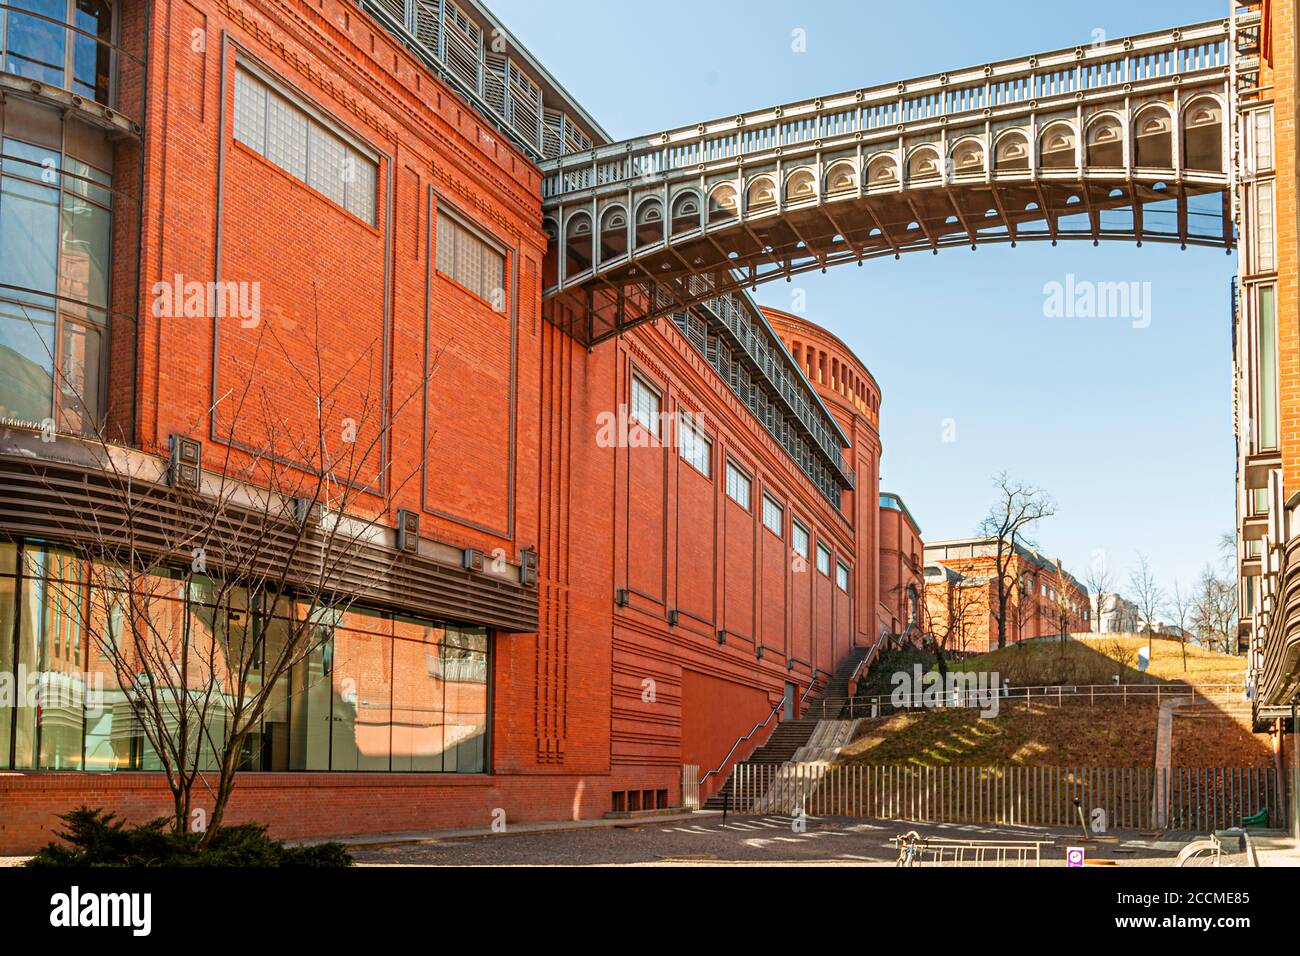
[725,763,1278,831]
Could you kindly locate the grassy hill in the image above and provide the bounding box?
[948,636,1245,688]
[836,702,1162,767]
[832,637,1261,769]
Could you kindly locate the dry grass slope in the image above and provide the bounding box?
[835,638,1264,769]
[949,636,1245,687]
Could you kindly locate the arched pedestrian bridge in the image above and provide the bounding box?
[540,19,1236,346]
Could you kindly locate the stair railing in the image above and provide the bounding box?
[699,673,825,787]
[848,641,884,688]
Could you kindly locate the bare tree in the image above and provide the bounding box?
[1168,578,1193,672]
[1043,560,1076,642]
[30,293,442,845]
[919,570,986,677]
[1128,553,1166,665]
[978,473,1055,650]
[1084,558,1114,634]
[1193,561,1240,655]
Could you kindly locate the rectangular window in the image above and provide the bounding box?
[816,543,831,577]
[1258,285,1278,450]
[725,461,751,509]
[836,562,849,592]
[629,374,660,438]
[762,494,783,536]
[1255,181,1275,274]
[678,414,711,477]
[792,521,809,559]
[233,66,377,226]
[436,209,507,307]
[1253,108,1274,172]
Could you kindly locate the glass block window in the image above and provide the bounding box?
[436,210,508,308]
[762,494,783,536]
[792,521,809,559]
[816,543,831,576]
[629,374,660,438]
[725,461,751,509]
[678,414,711,477]
[233,66,377,226]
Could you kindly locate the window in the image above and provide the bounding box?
[792,521,809,560]
[1257,285,1278,450]
[1,0,115,104]
[437,209,507,307]
[725,461,751,509]
[762,494,783,536]
[816,543,831,576]
[630,374,660,438]
[0,541,491,774]
[1254,181,1275,274]
[233,66,377,226]
[836,562,850,592]
[0,125,111,434]
[1252,108,1274,172]
[678,413,711,477]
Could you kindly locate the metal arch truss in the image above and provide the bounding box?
[540,19,1235,348]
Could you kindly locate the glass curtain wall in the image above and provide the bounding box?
[0,539,492,774]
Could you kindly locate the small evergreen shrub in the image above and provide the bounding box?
[24,807,354,867]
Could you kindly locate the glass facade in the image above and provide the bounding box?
[0,540,492,774]
[0,98,112,432]
[2,0,114,105]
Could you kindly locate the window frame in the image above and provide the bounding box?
[815,542,832,577]
[761,492,784,537]
[677,411,712,478]
[435,200,510,309]
[232,59,380,227]
[836,561,850,592]
[629,372,661,440]
[724,458,752,511]
[791,519,810,560]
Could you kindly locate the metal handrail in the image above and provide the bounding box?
[809,681,1248,719]
[698,673,824,786]
[848,640,884,687]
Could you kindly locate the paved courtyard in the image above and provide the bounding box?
[350,814,1243,867]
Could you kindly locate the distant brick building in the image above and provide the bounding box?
[878,494,924,640]
[924,538,1089,653]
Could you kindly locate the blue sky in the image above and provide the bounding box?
[489,0,1236,596]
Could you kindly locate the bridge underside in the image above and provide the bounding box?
[545,176,1230,346]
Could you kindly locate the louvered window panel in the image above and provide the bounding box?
[508,61,542,148]
[543,110,565,160]
[483,54,508,116]
[443,1,482,93]
[414,0,441,52]
[373,0,406,27]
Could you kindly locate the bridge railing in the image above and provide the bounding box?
[541,19,1229,198]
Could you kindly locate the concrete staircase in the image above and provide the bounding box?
[702,646,874,810]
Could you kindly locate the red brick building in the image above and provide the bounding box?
[878,494,924,640]
[0,0,902,850]
[924,538,1090,653]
